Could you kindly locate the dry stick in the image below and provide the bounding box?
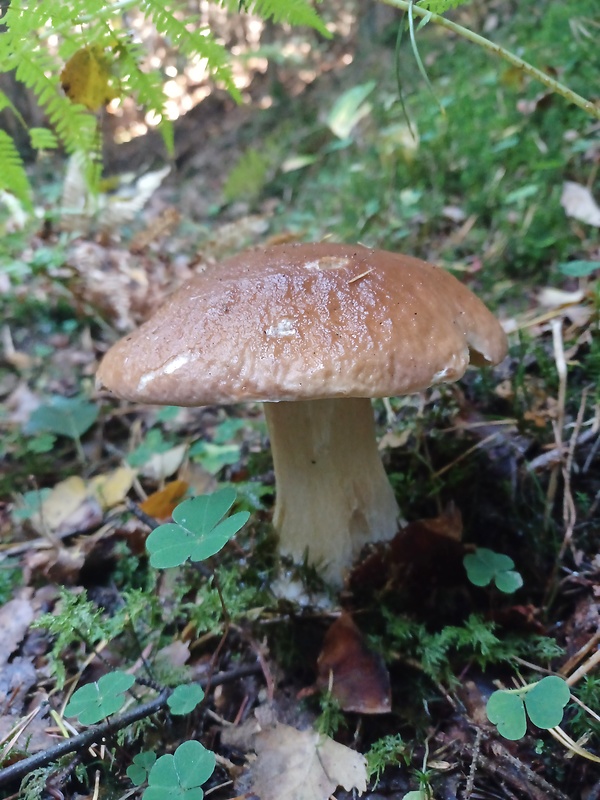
[560,630,600,677]
[378,0,600,120]
[546,319,567,529]
[558,388,589,561]
[0,663,261,791]
[565,648,600,687]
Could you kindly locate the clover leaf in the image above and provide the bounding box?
[463,548,523,593]
[143,740,215,800]
[487,676,570,741]
[486,689,527,740]
[127,751,157,786]
[167,684,205,715]
[65,671,135,724]
[146,487,250,569]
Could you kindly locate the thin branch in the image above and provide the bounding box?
[379,0,600,120]
[0,663,261,791]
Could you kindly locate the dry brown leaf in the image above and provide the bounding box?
[140,480,189,520]
[316,614,391,714]
[560,181,600,227]
[0,595,34,669]
[251,723,367,800]
[34,476,103,537]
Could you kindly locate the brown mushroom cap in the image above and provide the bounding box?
[97,243,507,404]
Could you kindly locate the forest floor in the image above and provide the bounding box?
[0,2,599,799]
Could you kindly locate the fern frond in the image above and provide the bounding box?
[29,127,59,150]
[140,0,240,97]
[233,0,329,36]
[0,130,32,208]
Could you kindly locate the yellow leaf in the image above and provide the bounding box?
[37,476,88,533]
[89,466,136,510]
[60,45,118,111]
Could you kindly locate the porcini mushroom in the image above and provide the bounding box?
[97,243,507,584]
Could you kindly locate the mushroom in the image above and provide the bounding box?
[97,243,507,584]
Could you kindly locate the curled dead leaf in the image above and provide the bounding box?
[316,614,391,714]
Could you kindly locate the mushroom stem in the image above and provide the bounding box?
[264,398,400,584]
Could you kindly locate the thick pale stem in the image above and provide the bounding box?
[264,398,400,584]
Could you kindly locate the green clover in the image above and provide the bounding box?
[487,676,570,740]
[65,671,135,725]
[463,548,523,593]
[143,740,215,800]
[146,487,249,569]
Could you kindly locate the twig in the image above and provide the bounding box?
[558,388,588,561]
[526,427,597,472]
[565,648,600,687]
[0,663,261,790]
[378,0,600,120]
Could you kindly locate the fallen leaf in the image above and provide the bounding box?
[560,181,600,227]
[140,480,189,520]
[140,443,188,481]
[0,595,35,669]
[89,466,136,510]
[316,614,391,714]
[34,476,103,537]
[251,723,367,800]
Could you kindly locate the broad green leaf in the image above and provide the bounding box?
[189,441,241,475]
[25,395,99,440]
[168,684,205,715]
[524,676,570,730]
[65,671,135,724]
[486,690,527,740]
[558,260,600,277]
[127,751,157,785]
[144,740,215,800]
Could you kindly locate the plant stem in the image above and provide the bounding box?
[379,0,600,121]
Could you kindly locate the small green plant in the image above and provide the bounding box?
[463,548,523,593]
[366,733,408,785]
[65,671,136,725]
[146,486,250,568]
[486,675,571,740]
[167,684,205,716]
[143,740,215,800]
[316,691,346,738]
[127,751,157,786]
[24,395,99,461]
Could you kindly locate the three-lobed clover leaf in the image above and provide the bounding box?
[143,740,215,800]
[65,670,135,725]
[487,675,570,741]
[463,548,523,593]
[127,751,157,786]
[167,684,205,716]
[146,487,250,569]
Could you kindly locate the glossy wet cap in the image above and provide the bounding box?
[97,242,508,405]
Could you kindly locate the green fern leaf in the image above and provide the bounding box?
[0,130,32,208]
[140,0,240,98]
[29,127,59,150]
[231,0,329,36]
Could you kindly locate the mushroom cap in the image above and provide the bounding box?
[97,243,507,405]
